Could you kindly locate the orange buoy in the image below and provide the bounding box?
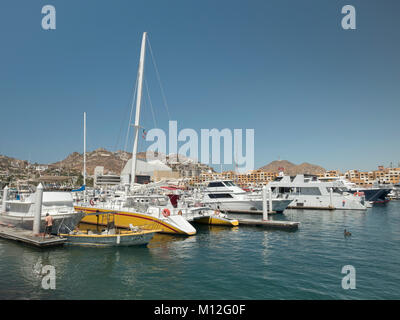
[162,208,171,217]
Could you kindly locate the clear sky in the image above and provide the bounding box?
[1,0,399,172]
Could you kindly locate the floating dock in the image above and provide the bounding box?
[238,219,300,231]
[234,187,300,231]
[0,223,66,247]
[228,209,279,215]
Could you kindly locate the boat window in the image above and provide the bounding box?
[278,187,294,193]
[223,181,234,186]
[208,193,233,199]
[330,187,344,194]
[297,187,321,195]
[208,182,225,188]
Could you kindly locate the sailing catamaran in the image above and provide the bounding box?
[75,32,198,235]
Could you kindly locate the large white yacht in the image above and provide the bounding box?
[193,180,292,213]
[388,184,400,200]
[319,176,392,204]
[267,174,367,210]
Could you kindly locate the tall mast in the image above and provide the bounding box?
[131,32,147,189]
[83,111,86,199]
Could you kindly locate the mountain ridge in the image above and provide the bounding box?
[259,160,326,175]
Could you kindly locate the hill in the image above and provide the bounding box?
[50,148,135,175]
[0,155,29,171]
[259,160,326,175]
[49,149,210,175]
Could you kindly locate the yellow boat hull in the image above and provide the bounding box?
[74,206,195,235]
[193,216,239,226]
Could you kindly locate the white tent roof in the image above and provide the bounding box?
[121,159,172,177]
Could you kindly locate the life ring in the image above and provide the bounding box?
[90,199,95,206]
[162,208,170,217]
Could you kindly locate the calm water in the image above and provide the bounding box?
[1,201,399,300]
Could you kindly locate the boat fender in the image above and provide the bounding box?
[162,208,170,217]
[214,209,220,216]
[177,210,182,216]
[90,199,95,206]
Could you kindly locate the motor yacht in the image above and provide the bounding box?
[1,188,85,234]
[192,180,292,213]
[268,174,367,210]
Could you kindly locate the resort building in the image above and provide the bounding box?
[344,166,400,187]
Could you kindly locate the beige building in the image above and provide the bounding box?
[344,166,400,187]
[153,170,180,182]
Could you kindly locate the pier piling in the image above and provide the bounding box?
[262,186,268,220]
[240,185,300,231]
[1,186,8,213]
[32,183,43,235]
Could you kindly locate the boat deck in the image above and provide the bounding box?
[0,223,66,247]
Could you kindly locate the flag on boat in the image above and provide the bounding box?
[72,185,86,192]
[142,129,147,139]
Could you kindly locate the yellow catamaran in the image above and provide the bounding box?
[75,32,237,234]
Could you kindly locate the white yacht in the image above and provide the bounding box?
[319,176,391,204]
[268,174,367,210]
[194,180,292,213]
[1,189,85,234]
[388,184,400,200]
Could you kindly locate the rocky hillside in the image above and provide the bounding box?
[48,149,204,175]
[259,160,326,175]
[0,155,29,171]
[50,148,136,175]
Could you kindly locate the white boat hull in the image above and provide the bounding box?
[287,195,366,210]
[202,199,292,213]
[0,211,85,234]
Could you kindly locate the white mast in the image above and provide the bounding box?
[83,111,86,199]
[131,32,147,189]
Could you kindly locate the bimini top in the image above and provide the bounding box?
[26,191,74,207]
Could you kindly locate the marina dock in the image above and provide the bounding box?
[238,219,300,231]
[0,223,66,247]
[234,186,300,231]
[228,209,279,215]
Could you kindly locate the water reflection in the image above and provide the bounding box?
[0,203,399,299]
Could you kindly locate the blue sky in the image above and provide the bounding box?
[0,0,399,172]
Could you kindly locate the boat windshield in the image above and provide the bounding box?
[207,182,225,188]
[329,187,347,194]
[223,181,235,187]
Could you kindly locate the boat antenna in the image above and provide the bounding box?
[83,111,86,200]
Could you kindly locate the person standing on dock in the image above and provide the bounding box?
[44,213,54,238]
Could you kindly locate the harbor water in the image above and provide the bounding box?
[0,202,399,300]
